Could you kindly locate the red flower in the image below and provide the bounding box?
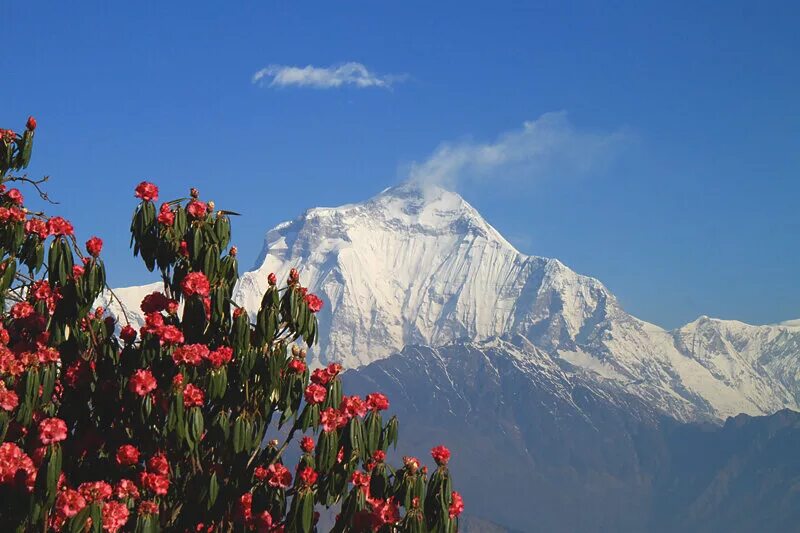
[265,463,292,489]
[129,369,157,396]
[147,454,170,476]
[0,443,36,491]
[186,200,207,218]
[448,491,464,518]
[46,216,74,236]
[116,444,140,466]
[173,344,209,366]
[351,471,370,489]
[6,188,23,205]
[157,203,175,226]
[78,481,113,502]
[253,466,268,481]
[102,500,130,532]
[183,383,205,408]
[38,417,68,445]
[138,500,159,516]
[304,383,327,405]
[267,272,277,286]
[0,385,19,412]
[305,293,324,313]
[310,368,331,386]
[26,116,36,131]
[157,325,184,345]
[288,358,307,374]
[10,301,34,319]
[55,489,86,518]
[72,265,85,279]
[205,346,233,368]
[326,362,342,378]
[371,498,400,527]
[321,407,343,433]
[289,268,299,282]
[140,291,169,313]
[341,395,367,419]
[431,445,451,466]
[300,436,315,453]
[181,272,210,298]
[86,236,103,257]
[372,450,386,463]
[254,510,273,531]
[115,478,140,499]
[366,393,390,412]
[141,473,170,496]
[120,325,137,344]
[134,181,159,202]
[24,218,48,239]
[299,467,317,487]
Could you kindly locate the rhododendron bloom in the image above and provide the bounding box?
[305,293,324,313]
[181,272,210,298]
[310,368,331,386]
[46,216,74,236]
[72,265,85,278]
[173,344,209,366]
[265,463,292,489]
[6,188,23,205]
[102,500,130,532]
[267,272,277,285]
[140,291,169,313]
[10,301,34,319]
[38,417,67,445]
[157,203,175,226]
[120,325,137,344]
[253,466,268,481]
[183,383,205,407]
[147,454,170,476]
[431,445,451,466]
[449,491,464,518]
[366,392,390,412]
[299,467,318,486]
[0,386,19,412]
[372,450,386,462]
[115,478,140,499]
[129,369,157,396]
[254,510,273,530]
[25,116,36,131]
[157,325,184,345]
[304,383,326,405]
[134,181,159,202]
[321,407,342,433]
[55,489,86,518]
[287,358,306,373]
[289,268,299,282]
[86,236,103,257]
[24,218,48,238]
[341,395,367,419]
[141,473,170,495]
[138,500,159,515]
[186,200,207,218]
[205,346,233,368]
[78,481,113,502]
[300,436,315,453]
[351,471,370,488]
[116,444,140,466]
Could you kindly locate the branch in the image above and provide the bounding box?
[104,285,132,326]
[4,175,58,204]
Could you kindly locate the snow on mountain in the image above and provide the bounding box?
[109,182,800,422]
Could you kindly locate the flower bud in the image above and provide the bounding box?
[190,188,199,199]
[291,345,300,357]
[229,246,237,257]
[26,116,37,131]
[267,273,277,286]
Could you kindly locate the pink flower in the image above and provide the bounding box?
[305,293,324,313]
[173,344,209,366]
[46,216,74,236]
[366,392,390,412]
[102,500,130,532]
[449,491,464,518]
[86,236,103,257]
[304,383,327,405]
[38,417,68,445]
[181,272,210,298]
[186,200,207,218]
[129,369,157,396]
[55,489,86,518]
[182,383,204,408]
[116,444,140,466]
[134,181,159,202]
[298,467,317,487]
[265,463,292,489]
[300,436,315,453]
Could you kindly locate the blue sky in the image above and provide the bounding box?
[1,1,799,328]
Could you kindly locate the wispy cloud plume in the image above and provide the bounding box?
[408,112,630,188]
[252,62,405,90]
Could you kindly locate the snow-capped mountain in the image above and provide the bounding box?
[107,182,800,422]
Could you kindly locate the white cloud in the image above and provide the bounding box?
[408,112,630,189]
[252,62,405,90]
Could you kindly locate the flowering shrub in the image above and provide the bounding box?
[0,117,463,532]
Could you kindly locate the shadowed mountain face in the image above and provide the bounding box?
[343,341,800,533]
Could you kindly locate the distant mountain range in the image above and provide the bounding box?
[104,182,800,531]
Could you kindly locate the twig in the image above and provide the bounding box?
[4,175,59,204]
[104,285,132,326]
